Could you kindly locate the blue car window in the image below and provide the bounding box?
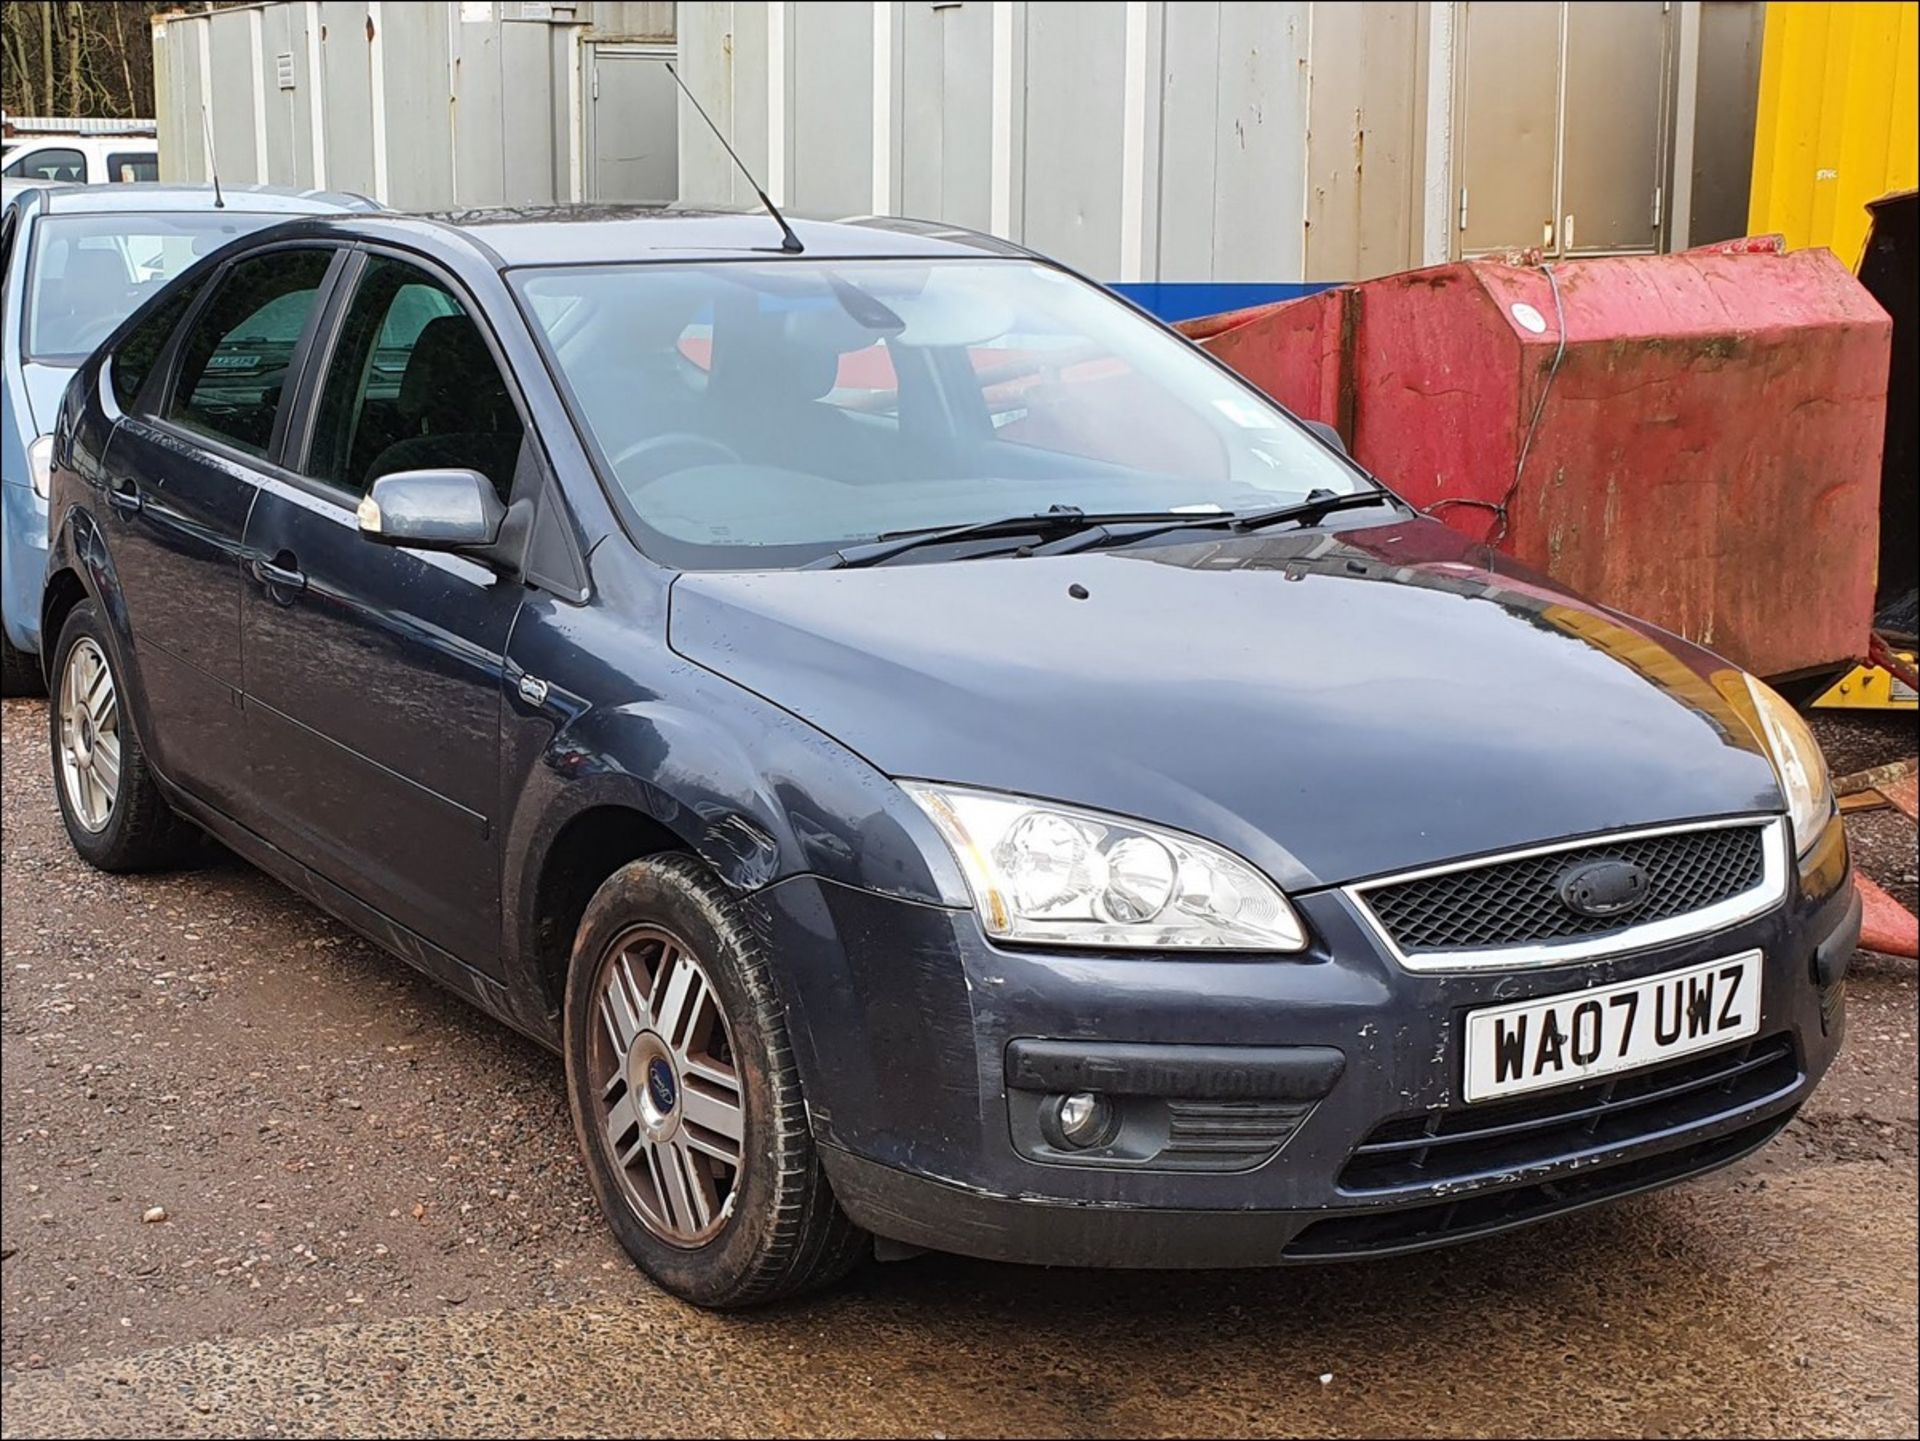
[166,249,333,459]
[26,211,289,362]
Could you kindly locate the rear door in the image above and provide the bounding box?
[240,249,528,973]
[103,245,341,814]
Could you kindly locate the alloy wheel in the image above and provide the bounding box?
[588,924,746,1247]
[57,637,121,833]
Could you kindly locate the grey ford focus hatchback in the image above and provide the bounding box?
[42,205,1856,1306]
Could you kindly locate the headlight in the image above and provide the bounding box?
[1745,674,1834,855]
[27,435,54,500]
[901,783,1308,951]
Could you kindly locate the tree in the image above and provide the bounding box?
[0,1,234,120]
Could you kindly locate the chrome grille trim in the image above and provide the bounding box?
[1344,816,1788,972]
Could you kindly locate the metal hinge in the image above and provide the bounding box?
[1651,184,1663,229]
[591,63,599,101]
[1458,186,1469,231]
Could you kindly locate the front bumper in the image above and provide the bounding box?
[1,479,50,654]
[753,851,1856,1268]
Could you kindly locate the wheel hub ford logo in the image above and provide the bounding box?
[1557,858,1651,919]
[646,1057,678,1112]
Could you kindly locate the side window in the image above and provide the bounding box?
[0,205,17,279]
[165,249,332,458]
[106,152,159,184]
[110,277,209,413]
[305,256,524,500]
[2,148,87,182]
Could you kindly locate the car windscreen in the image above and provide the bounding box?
[25,211,288,362]
[513,258,1366,570]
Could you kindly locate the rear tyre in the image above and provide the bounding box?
[564,854,867,1308]
[47,601,200,871]
[1,631,43,698]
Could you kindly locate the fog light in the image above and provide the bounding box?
[1040,1090,1117,1150]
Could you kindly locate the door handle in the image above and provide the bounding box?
[106,475,141,513]
[250,552,307,599]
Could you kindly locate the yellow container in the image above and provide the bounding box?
[1749,1,1919,265]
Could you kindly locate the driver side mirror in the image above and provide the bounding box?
[1303,419,1349,456]
[357,469,505,552]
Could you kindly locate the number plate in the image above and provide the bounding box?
[1463,952,1762,1103]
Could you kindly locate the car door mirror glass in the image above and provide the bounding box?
[358,468,506,551]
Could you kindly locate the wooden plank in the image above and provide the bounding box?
[1840,790,1891,813]
[1833,756,1919,797]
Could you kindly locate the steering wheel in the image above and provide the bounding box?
[609,432,742,485]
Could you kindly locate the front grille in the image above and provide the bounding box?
[1285,1110,1794,1260]
[1362,824,1767,955]
[1338,1034,1800,1194]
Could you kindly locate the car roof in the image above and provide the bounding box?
[298,204,1033,268]
[3,177,74,203]
[34,183,378,216]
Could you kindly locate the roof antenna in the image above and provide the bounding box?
[663,61,801,253]
[199,103,225,208]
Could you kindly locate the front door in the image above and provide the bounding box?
[586,45,679,203]
[102,247,337,812]
[240,252,528,973]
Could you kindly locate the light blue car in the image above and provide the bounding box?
[1,181,377,694]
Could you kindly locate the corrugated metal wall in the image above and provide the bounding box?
[1749,0,1919,264]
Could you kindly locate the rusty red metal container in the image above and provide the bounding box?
[1178,246,1892,681]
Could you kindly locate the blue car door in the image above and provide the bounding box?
[95,245,341,814]
[239,250,527,975]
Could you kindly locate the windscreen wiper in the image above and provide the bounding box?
[1228,488,1401,532]
[808,506,1232,570]
[1025,489,1403,556]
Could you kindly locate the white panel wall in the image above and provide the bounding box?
[678,0,1431,284]
[1158,1,1312,283]
[154,2,586,209]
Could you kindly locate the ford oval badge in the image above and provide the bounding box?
[1556,859,1651,919]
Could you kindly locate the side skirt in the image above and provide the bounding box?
[163,779,559,1054]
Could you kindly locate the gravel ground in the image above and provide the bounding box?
[1,696,1915,1438]
[1812,710,1920,915]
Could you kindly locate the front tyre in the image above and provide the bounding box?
[564,855,866,1308]
[47,601,199,871]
